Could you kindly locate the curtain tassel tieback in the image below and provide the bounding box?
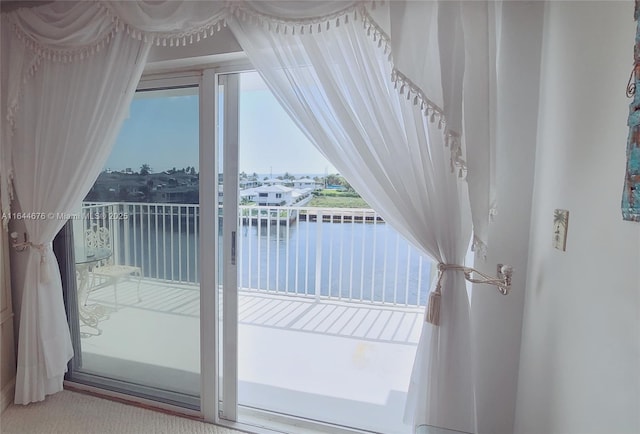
[10,233,51,283]
[425,263,513,326]
[425,263,456,326]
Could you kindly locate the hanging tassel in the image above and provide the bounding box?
[426,263,448,326]
[425,290,441,326]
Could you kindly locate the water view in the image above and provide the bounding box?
[89,203,431,307]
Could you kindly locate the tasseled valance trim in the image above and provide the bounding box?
[3,3,230,66]
[361,9,467,178]
[391,69,466,177]
[2,2,229,134]
[233,1,467,178]
[98,2,228,48]
[230,1,369,36]
[2,13,116,65]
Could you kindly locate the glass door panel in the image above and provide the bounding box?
[224,71,426,433]
[68,86,201,407]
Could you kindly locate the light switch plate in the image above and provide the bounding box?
[553,209,569,251]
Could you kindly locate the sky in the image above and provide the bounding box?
[105,71,336,176]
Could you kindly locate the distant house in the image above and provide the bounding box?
[254,185,294,206]
[263,178,285,186]
[293,178,319,190]
[153,186,198,204]
[240,178,261,189]
[240,187,257,203]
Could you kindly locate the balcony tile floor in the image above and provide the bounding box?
[79,278,423,434]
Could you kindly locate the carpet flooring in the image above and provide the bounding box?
[0,390,245,434]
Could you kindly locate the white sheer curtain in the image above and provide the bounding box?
[1,3,497,431]
[227,4,475,432]
[0,0,232,406]
[390,1,499,255]
[1,2,150,404]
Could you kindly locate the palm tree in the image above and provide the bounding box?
[553,209,567,227]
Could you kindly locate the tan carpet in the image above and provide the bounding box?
[0,390,245,434]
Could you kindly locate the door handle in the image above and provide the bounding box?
[231,230,236,265]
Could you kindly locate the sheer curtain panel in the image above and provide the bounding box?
[227,4,475,432]
[1,2,150,404]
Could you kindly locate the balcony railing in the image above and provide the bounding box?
[80,202,432,307]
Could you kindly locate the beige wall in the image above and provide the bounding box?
[515,2,640,433]
[1,224,16,412]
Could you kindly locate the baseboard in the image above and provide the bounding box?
[1,378,15,413]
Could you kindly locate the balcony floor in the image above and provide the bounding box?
[79,278,423,434]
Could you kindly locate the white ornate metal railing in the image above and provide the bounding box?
[80,202,432,307]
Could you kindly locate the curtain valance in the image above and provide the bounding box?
[2,1,495,250]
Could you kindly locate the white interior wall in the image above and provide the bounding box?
[514,2,640,433]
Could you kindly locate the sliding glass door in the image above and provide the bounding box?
[66,82,202,408]
[218,71,427,434]
[62,68,427,433]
